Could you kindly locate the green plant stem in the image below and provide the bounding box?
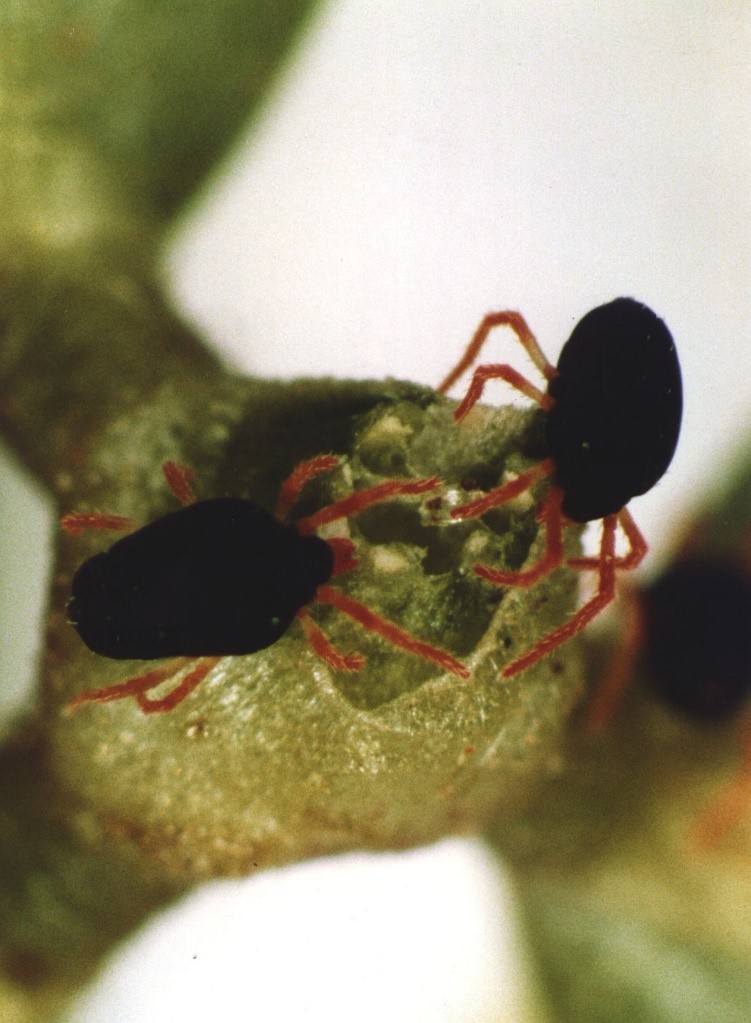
[0,729,184,1021]
[0,0,319,223]
[0,3,586,1019]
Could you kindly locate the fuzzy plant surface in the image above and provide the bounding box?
[0,3,587,1020]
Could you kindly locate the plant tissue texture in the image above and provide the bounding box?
[49,384,583,879]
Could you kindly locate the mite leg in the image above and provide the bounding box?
[297,609,366,671]
[568,507,648,572]
[135,657,221,713]
[295,477,441,535]
[584,585,646,734]
[453,364,554,421]
[451,458,554,521]
[316,585,469,679]
[66,657,192,711]
[275,454,340,521]
[473,487,564,587]
[437,310,557,396]
[275,454,440,531]
[60,513,136,536]
[61,459,198,535]
[326,537,359,578]
[162,460,197,506]
[281,458,459,675]
[689,716,751,851]
[501,514,619,679]
[65,657,221,714]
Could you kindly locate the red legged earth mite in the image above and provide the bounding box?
[586,534,751,849]
[437,298,683,677]
[61,457,469,714]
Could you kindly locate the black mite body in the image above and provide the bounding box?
[642,559,751,722]
[69,498,334,659]
[547,299,682,522]
[438,297,682,678]
[62,456,469,714]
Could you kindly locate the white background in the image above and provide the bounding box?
[0,2,748,1020]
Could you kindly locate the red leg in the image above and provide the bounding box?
[162,460,197,506]
[689,715,751,851]
[616,508,649,570]
[327,537,359,578]
[62,459,197,536]
[295,477,440,535]
[297,608,366,671]
[584,585,646,734]
[135,657,221,713]
[316,585,470,679]
[501,514,619,678]
[568,507,648,571]
[474,487,564,587]
[66,657,192,711]
[451,458,555,522]
[275,454,340,521]
[454,364,554,422]
[60,513,136,536]
[66,656,220,714]
[437,310,557,396]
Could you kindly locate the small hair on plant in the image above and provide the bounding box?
[62,456,469,714]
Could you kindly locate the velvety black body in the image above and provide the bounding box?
[68,498,335,659]
[546,298,682,522]
[642,559,751,721]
